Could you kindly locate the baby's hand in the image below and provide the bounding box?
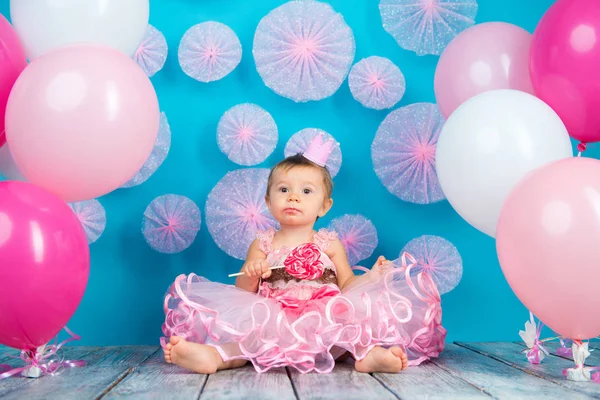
[372,256,393,275]
[242,259,272,280]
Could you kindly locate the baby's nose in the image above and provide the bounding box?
[287,193,300,202]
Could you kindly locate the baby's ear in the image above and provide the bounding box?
[319,198,333,217]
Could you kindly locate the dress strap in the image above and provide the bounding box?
[313,228,338,251]
[256,227,276,254]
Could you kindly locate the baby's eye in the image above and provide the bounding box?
[279,187,288,193]
[303,188,312,194]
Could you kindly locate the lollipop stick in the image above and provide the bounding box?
[228,265,285,278]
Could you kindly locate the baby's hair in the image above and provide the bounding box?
[266,153,333,199]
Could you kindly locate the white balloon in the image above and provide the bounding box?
[0,144,26,181]
[436,89,573,238]
[10,0,149,60]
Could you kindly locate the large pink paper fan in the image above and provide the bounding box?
[401,235,462,294]
[253,0,356,102]
[69,199,106,244]
[217,103,278,166]
[205,168,279,259]
[179,21,242,83]
[379,0,478,56]
[122,112,171,188]
[142,194,201,254]
[372,102,446,204]
[328,214,378,266]
[134,24,168,77]
[348,56,406,110]
[284,129,342,178]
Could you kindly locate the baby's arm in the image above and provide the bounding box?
[235,239,272,293]
[327,239,358,291]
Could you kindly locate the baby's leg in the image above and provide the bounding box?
[354,346,408,373]
[164,336,247,374]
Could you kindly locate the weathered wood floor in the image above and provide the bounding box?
[1,341,600,399]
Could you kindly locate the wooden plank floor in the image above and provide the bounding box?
[1,342,600,399]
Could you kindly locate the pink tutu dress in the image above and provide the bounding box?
[161,228,446,374]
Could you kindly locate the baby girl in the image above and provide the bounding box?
[162,135,445,374]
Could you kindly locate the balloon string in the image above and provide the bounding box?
[540,335,561,343]
[0,327,85,379]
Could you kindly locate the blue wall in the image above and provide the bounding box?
[1,0,582,346]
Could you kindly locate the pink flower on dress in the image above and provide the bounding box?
[261,284,340,311]
[284,243,324,280]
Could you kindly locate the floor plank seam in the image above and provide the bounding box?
[432,360,495,399]
[95,367,134,400]
[142,348,163,363]
[430,358,496,399]
[455,342,599,397]
[456,342,544,377]
[285,366,300,400]
[95,347,160,399]
[195,373,209,400]
[369,373,403,400]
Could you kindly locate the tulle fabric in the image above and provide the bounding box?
[161,260,446,374]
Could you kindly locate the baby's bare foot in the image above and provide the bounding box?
[163,339,173,364]
[355,346,408,373]
[163,336,223,374]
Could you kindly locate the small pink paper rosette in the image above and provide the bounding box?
[348,56,405,110]
[253,0,356,102]
[142,194,201,254]
[217,104,278,166]
[179,21,242,82]
[205,168,279,259]
[328,214,378,266]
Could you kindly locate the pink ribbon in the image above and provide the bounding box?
[0,327,86,379]
[561,340,600,383]
[556,338,573,357]
[525,346,548,364]
[562,367,600,383]
[260,283,340,311]
[520,311,548,364]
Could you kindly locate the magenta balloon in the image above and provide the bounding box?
[435,22,534,119]
[0,14,27,148]
[0,181,90,350]
[530,0,600,144]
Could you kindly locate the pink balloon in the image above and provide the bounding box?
[497,157,600,340]
[0,14,27,149]
[5,44,159,202]
[0,181,90,350]
[434,22,534,119]
[530,0,600,144]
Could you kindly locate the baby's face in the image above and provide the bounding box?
[266,166,332,226]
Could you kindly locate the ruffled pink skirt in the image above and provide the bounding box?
[161,268,446,374]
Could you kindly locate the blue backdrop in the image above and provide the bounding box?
[1,0,587,346]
